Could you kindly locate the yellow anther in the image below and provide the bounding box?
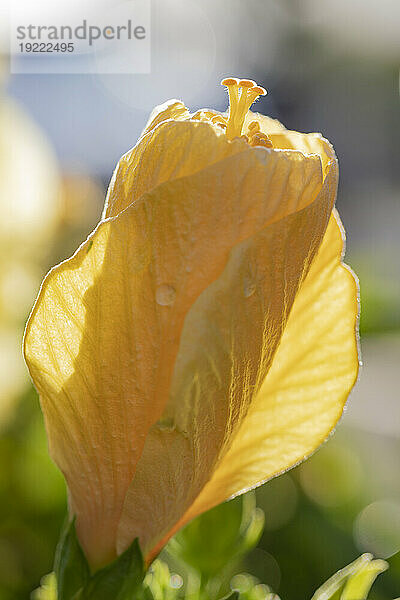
[238,79,256,88]
[221,76,268,140]
[248,120,260,133]
[211,115,227,128]
[245,87,267,113]
[251,86,267,96]
[221,77,239,87]
[248,132,273,148]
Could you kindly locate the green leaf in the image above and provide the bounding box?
[311,554,388,600]
[167,491,264,578]
[81,538,145,600]
[31,573,57,600]
[341,559,388,600]
[311,555,372,600]
[54,518,90,600]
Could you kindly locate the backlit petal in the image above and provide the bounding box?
[243,110,287,135]
[178,210,359,523]
[269,131,335,178]
[141,99,190,137]
[117,151,336,561]
[104,121,248,219]
[24,144,324,568]
[244,110,335,178]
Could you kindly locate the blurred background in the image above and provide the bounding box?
[0,0,399,598]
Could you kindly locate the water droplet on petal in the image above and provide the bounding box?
[243,280,256,298]
[170,574,183,589]
[156,284,176,306]
[156,417,176,432]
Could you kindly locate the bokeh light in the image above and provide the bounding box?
[299,443,364,509]
[354,500,400,559]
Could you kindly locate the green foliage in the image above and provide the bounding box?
[167,493,264,579]
[0,390,66,599]
[30,497,392,600]
[54,519,90,600]
[80,538,144,600]
[357,271,400,335]
[32,573,57,600]
[341,558,388,600]
[143,561,182,600]
[147,496,391,600]
[230,574,279,600]
[53,520,144,600]
[163,492,264,599]
[30,554,390,600]
[312,554,388,600]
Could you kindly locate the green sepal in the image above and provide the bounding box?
[31,573,57,600]
[54,518,90,600]
[81,538,145,600]
[341,558,388,600]
[311,554,388,600]
[167,492,264,578]
[220,592,239,600]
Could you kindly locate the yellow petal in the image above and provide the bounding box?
[243,110,335,179]
[104,115,334,223]
[141,99,190,137]
[104,120,249,219]
[24,144,324,569]
[268,130,335,178]
[179,210,359,523]
[116,151,335,561]
[243,110,287,135]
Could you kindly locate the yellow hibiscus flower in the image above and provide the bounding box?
[23,78,359,570]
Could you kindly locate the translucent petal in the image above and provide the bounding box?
[244,109,336,179]
[117,155,336,560]
[243,111,287,135]
[269,131,335,178]
[104,114,334,224]
[178,210,359,524]
[104,121,248,219]
[24,144,324,569]
[141,99,190,137]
